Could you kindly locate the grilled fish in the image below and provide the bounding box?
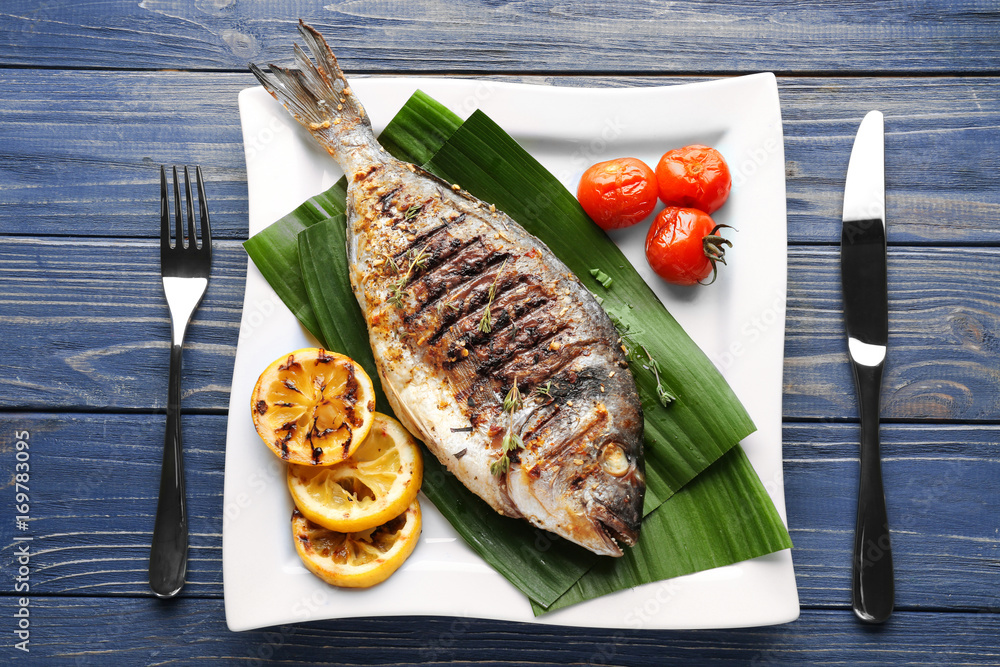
[250,22,645,556]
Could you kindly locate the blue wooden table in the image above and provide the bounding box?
[1,3,998,664]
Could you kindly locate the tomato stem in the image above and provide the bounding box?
[700,224,735,286]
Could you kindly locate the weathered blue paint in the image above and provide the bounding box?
[1,4,998,662]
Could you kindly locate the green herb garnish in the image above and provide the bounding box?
[589,267,613,289]
[641,344,676,406]
[404,203,423,220]
[491,381,524,476]
[478,259,508,333]
[387,245,430,308]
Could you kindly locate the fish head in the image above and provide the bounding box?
[507,399,645,557]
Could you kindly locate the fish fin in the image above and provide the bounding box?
[249,21,371,148]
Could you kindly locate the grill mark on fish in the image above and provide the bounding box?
[391,221,451,262]
[497,339,595,390]
[472,309,569,372]
[459,337,595,433]
[451,335,572,427]
[353,163,381,182]
[391,212,468,262]
[407,243,508,320]
[520,401,563,444]
[379,186,402,212]
[424,276,546,349]
[441,285,549,369]
[405,238,486,313]
[473,289,550,347]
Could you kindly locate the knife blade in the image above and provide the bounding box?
[841,110,893,624]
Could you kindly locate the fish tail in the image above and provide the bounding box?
[249,20,379,167]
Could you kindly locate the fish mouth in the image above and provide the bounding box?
[589,502,640,555]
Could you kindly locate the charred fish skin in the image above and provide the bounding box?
[250,21,645,557]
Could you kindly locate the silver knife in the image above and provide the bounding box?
[841,110,893,624]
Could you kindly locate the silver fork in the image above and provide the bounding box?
[150,165,212,598]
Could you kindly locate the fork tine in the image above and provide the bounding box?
[160,166,170,253]
[183,166,196,249]
[172,166,183,249]
[195,166,212,255]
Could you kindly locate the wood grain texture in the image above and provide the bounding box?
[782,423,1000,613]
[0,237,245,411]
[1,416,997,612]
[0,1,998,73]
[784,247,1000,420]
[1,1,997,661]
[5,237,1000,421]
[0,72,998,244]
[0,600,998,666]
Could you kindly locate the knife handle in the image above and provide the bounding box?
[850,359,894,624]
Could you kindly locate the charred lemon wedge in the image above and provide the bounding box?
[251,348,375,466]
[287,412,423,532]
[292,500,421,588]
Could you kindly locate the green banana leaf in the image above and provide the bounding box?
[535,445,791,614]
[243,88,791,613]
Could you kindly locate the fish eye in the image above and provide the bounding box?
[600,443,630,477]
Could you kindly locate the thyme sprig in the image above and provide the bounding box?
[491,381,524,476]
[478,259,508,333]
[535,381,552,398]
[386,245,430,308]
[609,313,675,407]
[436,298,461,315]
[641,345,676,407]
[384,253,401,275]
[404,204,423,221]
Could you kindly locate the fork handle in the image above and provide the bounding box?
[149,343,188,598]
[850,359,893,623]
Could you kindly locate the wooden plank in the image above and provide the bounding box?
[3,237,1000,420]
[783,246,1000,420]
[1,2,998,73]
[782,422,1000,612]
[0,71,997,244]
[1,416,996,612]
[0,596,997,666]
[0,415,226,599]
[0,237,245,411]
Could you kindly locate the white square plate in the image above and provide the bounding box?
[225,75,797,632]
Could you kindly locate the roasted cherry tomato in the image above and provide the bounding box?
[577,158,658,230]
[645,207,733,286]
[655,145,731,214]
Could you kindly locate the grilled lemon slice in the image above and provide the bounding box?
[287,412,423,532]
[251,348,375,466]
[291,500,421,588]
